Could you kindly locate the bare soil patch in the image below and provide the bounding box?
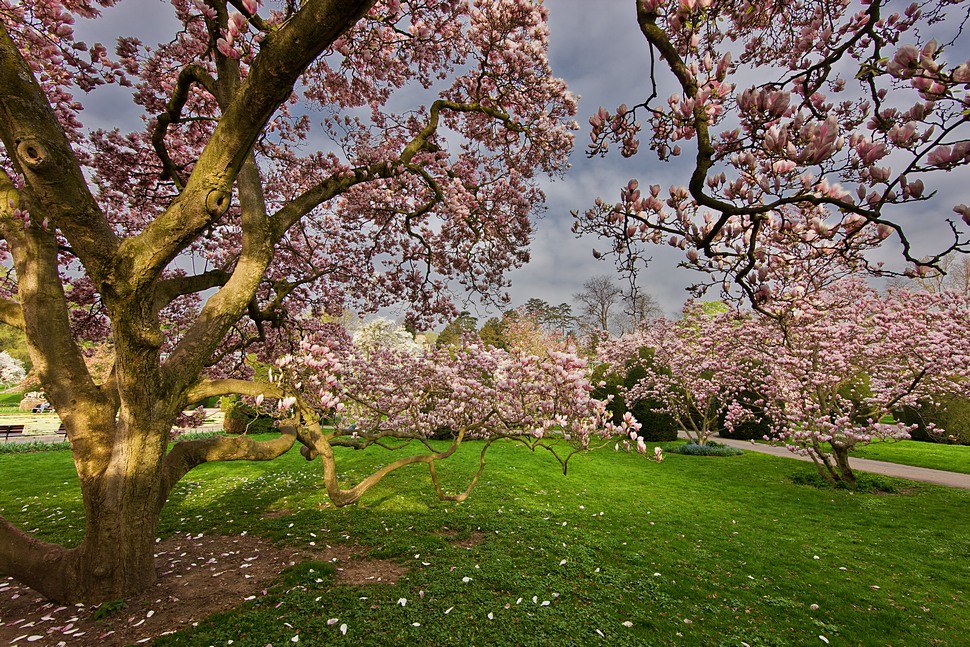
[436,527,486,549]
[0,533,407,646]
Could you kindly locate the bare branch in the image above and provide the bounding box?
[151,65,219,191]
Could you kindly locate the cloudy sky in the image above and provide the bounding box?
[519,0,969,318]
[514,0,696,317]
[69,0,968,322]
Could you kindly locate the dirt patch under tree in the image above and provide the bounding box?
[0,533,409,646]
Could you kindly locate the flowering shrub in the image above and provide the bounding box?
[668,442,743,457]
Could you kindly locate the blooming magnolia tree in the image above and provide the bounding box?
[755,279,970,485]
[574,0,970,304]
[0,0,579,603]
[605,277,970,485]
[270,337,614,505]
[351,317,421,356]
[599,301,763,445]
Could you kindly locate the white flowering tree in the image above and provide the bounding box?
[0,350,25,386]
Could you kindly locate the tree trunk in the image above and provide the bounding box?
[1,419,169,604]
[831,443,856,487]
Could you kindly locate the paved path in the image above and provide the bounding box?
[0,433,67,445]
[705,435,970,490]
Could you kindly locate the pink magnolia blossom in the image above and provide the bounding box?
[752,279,970,485]
[576,0,970,308]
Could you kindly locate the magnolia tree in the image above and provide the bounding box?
[270,336,616,504]
[0,349,25,385]
[0,0,582,603]
[598,301,763,445]
[351,316,421,356]
[754,279,970,485]
[574,0,970,304]
[604,277,970,484]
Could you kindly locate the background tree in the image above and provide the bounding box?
[616,288,662,334]
[278,336,612,506]
[600,301,760,445]
[522,297,553,326]
[754,279,970,486]
[889,255,970,295]
[0,350,25,386]
[0,325,29,373]
[436,311,479,348]
[574,0,970,306]
[0,0,577,604]
[352,317,420,356]
[548,301,576,337]
[573,274,623,335]
[477,315,509,350]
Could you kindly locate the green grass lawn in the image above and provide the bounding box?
[1,439,968,646]
[851,439,970,475]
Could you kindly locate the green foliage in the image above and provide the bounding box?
[0,440,71,454]
[436,311,478,348]
[0,324,31,371]
[592,349,678,442]
[219,395,239,411]
[896,396,970,446]
[223,400,277,435]
[92,599,126,620]
[838,373,875,425]
[0,392,22,406]
[668,441,744,457]
[718,384,774,441]
[174,430,227,443]
[477,316,508,350]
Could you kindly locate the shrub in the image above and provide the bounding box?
[790,471,902,493]
[223,401,277,435]
[895,396,970,445]
[429,425,456,440]
[592,352,679,443]
[0,440,71,454]
[668,441,744,457]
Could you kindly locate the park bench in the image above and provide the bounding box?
[0,424,26,441]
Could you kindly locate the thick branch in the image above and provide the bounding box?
[310,427,468,506]
[0,297,24,330]
[160,425,298,502]
[0,194,104,419]
[0,24,119,283]
[0,514,74,601]
[152,64,219,191]
[160,151,274,395]
[183,378,283,405]
[119,0,377,293]
[153,268,231,313]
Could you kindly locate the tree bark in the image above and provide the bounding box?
[0,416,168,603]
[831,444,856,487]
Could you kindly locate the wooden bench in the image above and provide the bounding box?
[0,424,26,441]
